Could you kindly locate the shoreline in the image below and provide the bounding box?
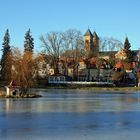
[34,85,140,91]
[1,86,140,97]
[0,90,42,98]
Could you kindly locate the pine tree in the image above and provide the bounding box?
[24,29,34,53]
[1,29,12,82]
[124,37,133,62]
[124,37,131,50]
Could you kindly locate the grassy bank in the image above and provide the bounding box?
[35,84,140,91]
[80,87,140,91]
[1,84,140,94]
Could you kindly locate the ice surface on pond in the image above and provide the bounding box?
[0,89,140,140]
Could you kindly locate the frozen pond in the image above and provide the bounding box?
[0,89,140,140]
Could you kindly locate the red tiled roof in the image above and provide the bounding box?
[115,62,123,68]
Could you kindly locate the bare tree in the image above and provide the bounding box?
[62,29,83,58]
[99,37,123,52]
[11,48,38,94]
[61,29,84,80]
[40,32,64,74]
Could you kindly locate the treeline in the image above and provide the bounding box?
[0,29,36,93]
[0,28,127,90]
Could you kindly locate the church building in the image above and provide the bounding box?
[84,29,99,57]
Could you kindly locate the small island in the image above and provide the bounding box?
[0,80,42,98]
[0,91,42,98]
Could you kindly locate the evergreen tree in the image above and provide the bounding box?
[24,29,34,53]
[1,29,12,82]
[124,37,131,50]
[124,37,133,62]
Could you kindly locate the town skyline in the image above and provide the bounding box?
[0,0,140,53]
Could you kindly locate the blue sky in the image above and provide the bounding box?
[0,0,140,53]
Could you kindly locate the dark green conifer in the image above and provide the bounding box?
[124,37,133,62]
[1,29,12,82]
[24,29,34,53]
[124,37,131,50]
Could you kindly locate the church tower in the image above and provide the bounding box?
[84,29,93,53]
[92,31,99,56]
[84,29,99,57]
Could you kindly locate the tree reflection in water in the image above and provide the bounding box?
[0,89,140,140]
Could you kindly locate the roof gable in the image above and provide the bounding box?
[84,29,93,36]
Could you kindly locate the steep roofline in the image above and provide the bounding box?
[84,29,93,36]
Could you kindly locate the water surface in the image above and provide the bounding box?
[0,89,140,140]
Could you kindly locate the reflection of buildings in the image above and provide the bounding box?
[5,99,33,113]
[5,99,13,113]
[4,91,140,114]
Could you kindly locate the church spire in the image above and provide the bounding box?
[93,31,99,39]
[84,28,93,37]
